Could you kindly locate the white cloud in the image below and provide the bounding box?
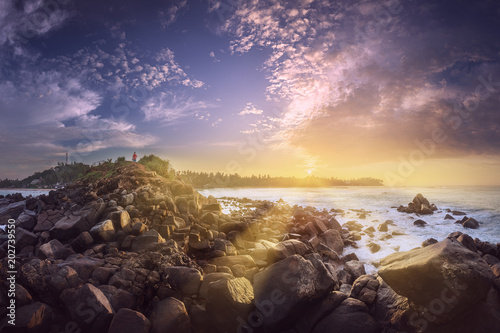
[159,0,188,28]
[209,51,221,62]
[238,103,264,115]
[142,92,212,125]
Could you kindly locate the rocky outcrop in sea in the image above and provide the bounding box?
[0,163,499,332]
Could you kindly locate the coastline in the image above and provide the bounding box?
[0,164,499,332]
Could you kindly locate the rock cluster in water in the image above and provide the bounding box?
[0,164,499,333]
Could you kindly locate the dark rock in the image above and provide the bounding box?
[318,229,343,254]
[199,272,234,299]
[413,219,427,227]
[344,260,366,280]
[312,298,379,333]
[379,238,495,321]
[267,239,310,263]
[349,275,379,306]
[71,231,94,252]
[38,239,66,260]
[452,210,467,216]
[90,219,116,242]
[131,229,165,252]
[253,254,336,329]
[15,283,33,307]
[49,214,91,241]
[0,201,25,224]
[422,238,438,247]
[108,308,150,333]
[63,283,114,333]
[444,214,455,220]
[15,212,37,231]
[162,266,202,295]
[15,227,38,250]
[0,302,52,332]
[295,291,348,333]
[148,297,190,333]
[206,277,254,333]
[57,256,104,281]
[456,233,477,252]
[373,276,410,331]
[462,217,479,229]
[109,210,132,232]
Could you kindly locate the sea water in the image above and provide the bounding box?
[0,189,51,197]
[199,186,500,272]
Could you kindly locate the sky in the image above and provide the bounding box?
[1,0,500,186]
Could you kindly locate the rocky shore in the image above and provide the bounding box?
[1,163,499,333]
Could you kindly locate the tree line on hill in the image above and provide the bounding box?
[178,170,383,188]
[0,154,383,188]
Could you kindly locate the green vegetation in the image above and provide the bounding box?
[138,154,176,180]
[178,170,384,188]
[115,156,126,163]
[0,162,90,188]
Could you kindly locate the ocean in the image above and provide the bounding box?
[0,189,51,197]
[199,186,500,273]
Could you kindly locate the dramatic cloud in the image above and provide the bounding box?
[220,0,500,170]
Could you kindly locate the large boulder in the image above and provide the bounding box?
[206,277,254,332]
[267,239,310,263]
[38,239,66,260]
[63,283,114,333]
[0,200,25,224]
[252,254,336,329]
[378,238,495,322]
[162,266,203,295]
[318,229,343,254]
[49,214,91,241]
[108,308,150,333]
[148,297,190,333]
[89,219,116,242]
[0,302,52,332]
[312,298,380,333]
[131,229,165,252]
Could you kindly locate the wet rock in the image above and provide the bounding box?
[422,238,438,247]
[377,223,388,232]
[452,210,467,216]
[462,217,479,229]
[367,242,381,253]
[253,254,336,329]
[344,261,366,281]
[456,233,477,252]
[206,277,254,332]
[379,238,495,321]
[444,214,455,220]
[148,297,190,333]
[108,308,150,333]
[413,219,427,227]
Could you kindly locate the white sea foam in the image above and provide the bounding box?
[199,186,500,272]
